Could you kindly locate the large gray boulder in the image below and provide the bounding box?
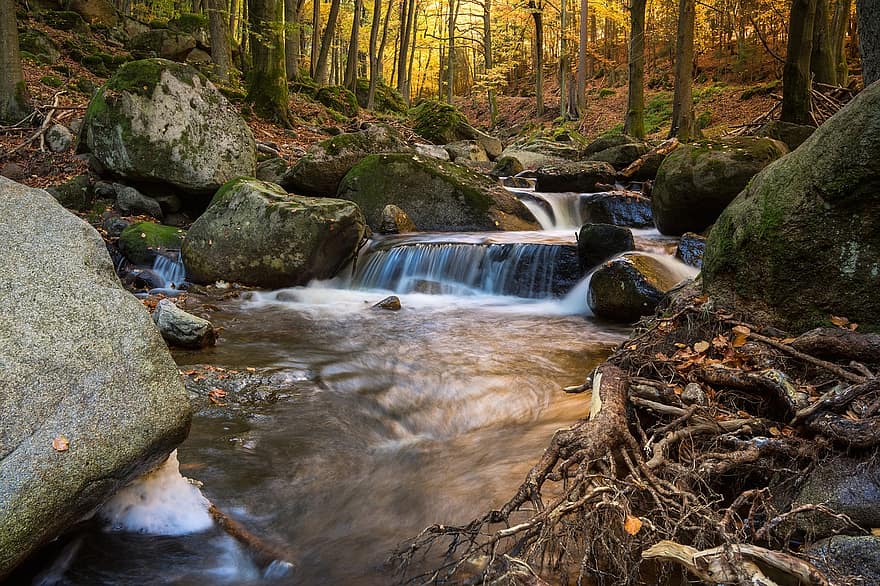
[336,153,539,232]
[703,81,880,333]
[0,178,191,578]
[652,137,788,235]
[279,123,411,197]
[806,536,880,583]
[182,178,366,288]
[83,59,256,194]
[128,29,197,61]
[535,161,617,193]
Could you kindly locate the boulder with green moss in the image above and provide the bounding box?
[584,133,637,156]
[70,0,118,26]
[182,178,366,288]
[408,100,502,157]
[42,10,89,32]
[652,136,788,235]
[534,161,616,192]
[280,123,412,196]
[18,31,60,65]
[119,221,186,265]
[337,153,539,231]
[0,178,191,578]
[46,174,92,211]
[588,142,650,170]
[127,29,197,60]
[354,78,407,114]
[316,86,359,117]
[703,81,880,333]
[83,59,256,194]
[753,120,815,151]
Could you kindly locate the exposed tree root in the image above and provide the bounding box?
[391,286,880,585]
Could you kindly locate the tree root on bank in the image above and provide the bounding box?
[390,288,880,585]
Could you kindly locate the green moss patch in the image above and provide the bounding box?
[119,221,186,265]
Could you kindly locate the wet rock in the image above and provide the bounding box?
[152,299,216,348]
[182,177,365,288]
[45,125,73,153]
[83,59,256,194]
[444,140,489,164]
[414,143,450,161]
[584,133,637,157]
[753,120,815,151]
[703,81,880,332]
[589,142,650,170]
[535,161,617,193]
[490,155,524,177]
[280,123,411,197]
[379,204,417,234]
[337,153,539,232]
[652,137,788,235]
[373,296,402,311]
[116,185,163,218]
[580,191,653,227]
[500,176,532,189]
[46,174,92,211]
[123,267,166,290]
[256,157,290,184]
[577,223,635,270]
[675,232,707,268]
[0,178,190,577]
[102,214,130,237]
[118,221,185,265]
[681,382,707,406]
[793,456,880,537]
[588,251,689,322]
[806,535,880,583]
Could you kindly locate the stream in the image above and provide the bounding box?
[29,188,687,585]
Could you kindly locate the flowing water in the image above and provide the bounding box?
[25,185,687,585]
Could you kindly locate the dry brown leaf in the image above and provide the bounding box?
[712,335,729,349]
[871,528,880,537]
[850,323,859,331]
[246,367,256,372]
[674,342,687,349]
[769,426,781,436]
[694,341,710,353]
[624,515,643,535]
[781,337,796,344]
[732,334,748,348]
[732,325,751,336]
[52,436,69,452]
[830,315,850,327]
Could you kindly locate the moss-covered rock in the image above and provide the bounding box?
[46,174,92,211]
[753,120,815,151]
[584,132,637,156]
[119,221,186,265]
[127,29,197,61]
[703,82,880,333]
[70,0,118,26]
[280,123,412,196]
[337,153,538,231]
[316,86,359,118]
[588,142,650,170]
[409,100,468,144]
[354,78,407,114]
[83,58,256,194]
[19,31,60,65]
[652,136,788,235]
[42,10,88,32]
[534,161,617,192]
[182,178,366,287]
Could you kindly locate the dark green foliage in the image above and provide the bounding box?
[168,13,208,33]
[40,75,63,88]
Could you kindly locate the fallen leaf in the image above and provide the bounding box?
[674,342,687,349]
[208,388,228,406]
[732,334,748,348]
[732,325,751,336]
[694,341,710,353]
[849,323,859,331]
[624,515,643,535]
[769,426,781,436]
[52,436,69,452]
[712,335,729,349]
[246,367,256,372]
[830,315,850,327]
[781,337,796,344]
[871,528,880,537]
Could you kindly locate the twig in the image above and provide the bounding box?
[747,331,867,384]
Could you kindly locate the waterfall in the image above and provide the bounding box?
[351,240,581,298]
[152,253,186,288]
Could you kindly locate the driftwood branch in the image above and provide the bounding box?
[618,138,679,180]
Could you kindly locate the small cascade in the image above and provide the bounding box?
[152,253,186,288]
[351,240,581,298]
[99,450,213,535]
[524,192,588,230]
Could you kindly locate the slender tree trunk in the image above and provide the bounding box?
[857,0,880,85]
[446,0,457,103]
[247,0,290,125]
[208,0,231,82]
[624,0,646,138]
[830,0,851,83]
[0,0,30,124]
[315,0,341,85]
[530,0,544,116]
[577,0,587,114]
[811,0,837,84]
[781,0,817,123]
[670,0,697,140]
[398,0,417,102]
[560,0,569,118]
[310,0,321,78]
[483,0,497,125]
[344,0,363,90]
[407,2,418,96]
[367,0,382,109]
[285,0,305,80]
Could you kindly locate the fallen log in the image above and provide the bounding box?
[618,138,679,180]
[791,327,880,364]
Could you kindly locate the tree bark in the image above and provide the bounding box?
[397,0,416,102]
[247,0,290,125]
[315,0,341,85]
[811,0,837,84]
[830,0,851,83]
[310,0,320,78]
[576,0,587,114]
[669,0,696,139]
[482,0,497,125]
[529,0,544,117]
[0,0,31,124]
[367,0,382,109]
[624,0,646,138]
[446,0,457,103]
[208,0,231,83]
[782,0,817,124]
[857,0,880,85]
[344,0,363,90]
[285,0,305,80]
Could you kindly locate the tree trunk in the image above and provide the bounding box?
[344,0,363,90]
[530,0,544,117]
[576,0,587,114]
[315,0,342,85]
[208,0,231,82]
[397,0,416,102]
[285,0,304,80]
[483,0,497,126]
[247,0,290,125]
[0,0,31,123]
[857,0,880,85]
[559,0,569,118]
[669,0,696,140]
[830,0,851,83]
[310,0,321,78]
[781,0,817,124]
[446,0,456,103]
[367,0,382,109]
[811,0,837,84]
[624,0,646,138]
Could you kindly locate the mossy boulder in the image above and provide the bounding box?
[584,133,637,156]
[46,174,92,211]
[0,178,191,578]
[128,29,197,61]
[337,153,539,231]
[354,78,407,114]
[119,221,186,265]
[19,31,60,65]
[535,161,617,193]
[588,251,692,322]
[182,178,366,288]
[279,123,412,196]
[652,136,788,235]
[703,81,880,333]
[753,120,816,151]
[83,59,256,194]
[316,86,359,118]
[70,0,118,26]
[42,10,88,32]
[588,142,650,170]
[409,100,468,144]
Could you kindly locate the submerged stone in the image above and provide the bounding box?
[152,299,216,348]
[588,251,688,322]
[577,223,635,270]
